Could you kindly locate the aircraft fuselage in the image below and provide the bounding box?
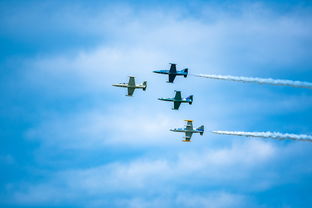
[170,128,204,134]
[112,83,146,89]
[153,70,187,76]
[158,98,191,103]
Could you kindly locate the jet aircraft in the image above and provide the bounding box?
[153,63,188,83]
[112,76,147,96]
[158,91,193,110]
[170,120,204,142]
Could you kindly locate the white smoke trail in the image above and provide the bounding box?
[195,74,312,89]
[212,131,312,142]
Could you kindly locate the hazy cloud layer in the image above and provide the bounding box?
[9,140,277,207]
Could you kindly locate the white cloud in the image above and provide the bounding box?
[175,192,249,208]
[9,140,277,207]
[25,104,181,150]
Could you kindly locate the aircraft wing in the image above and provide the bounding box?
[168,74,176,83]
[185,132,193,141]
[173,101,181,110]
[174,91,182,100]
[169,63,177,73]
[127,87,135,96]
[128,76,136,86]
[185,120,193,130]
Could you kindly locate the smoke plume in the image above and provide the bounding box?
[195,74,312,89]
[212,131,312,142]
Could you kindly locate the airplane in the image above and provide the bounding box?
[153,63,188,83]
[112,76,147,96]
[158,90,193,110]
[170,120,204,142]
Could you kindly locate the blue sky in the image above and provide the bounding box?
[1,0,312,207]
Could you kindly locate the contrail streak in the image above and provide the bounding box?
[195,74,312,89]
[212,131,312,142]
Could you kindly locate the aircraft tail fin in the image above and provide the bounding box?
[183,68,188,78]
[142,81,147,91]
[186,95,193,104]
[197,125,204,135]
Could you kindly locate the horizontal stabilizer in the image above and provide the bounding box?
[183,68,188,78]
[142,81,147,91]
[197,125,204,136]
[186,95,193,104]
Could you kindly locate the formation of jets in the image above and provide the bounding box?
[112,63,204,142]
